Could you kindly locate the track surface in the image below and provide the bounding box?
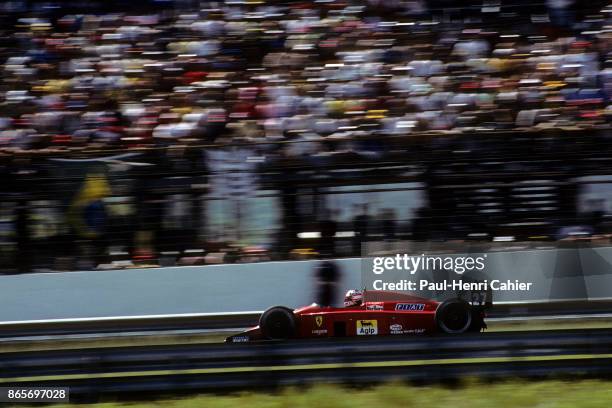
[3,299,612,338]
[1,329,611,395]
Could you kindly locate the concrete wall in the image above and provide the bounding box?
[0,260,360,321]
[2,247,612,322]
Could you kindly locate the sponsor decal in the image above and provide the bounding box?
[395,303,425,311]
[315,316,324,327]
[312,329,328,335]
[232,336,249,343]
[390,323,403,334]
[389,324,425,335]
[356,320,378,335]
[367,304,384,311]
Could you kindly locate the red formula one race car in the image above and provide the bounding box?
[226,289,491,343]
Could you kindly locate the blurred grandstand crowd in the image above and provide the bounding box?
[0,0,610,150]
[1,0,612,272]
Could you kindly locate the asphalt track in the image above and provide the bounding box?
[1,328,612,396]
[3,298,612,338]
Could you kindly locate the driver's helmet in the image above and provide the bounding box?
[344,289,364,307]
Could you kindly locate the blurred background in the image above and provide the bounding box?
[1,0,612,273]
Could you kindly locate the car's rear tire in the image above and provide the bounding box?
[259,306,296,340]
[435,299,472,334]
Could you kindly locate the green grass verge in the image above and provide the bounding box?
[30,380,612,408]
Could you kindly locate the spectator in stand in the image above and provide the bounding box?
[0,0,609,159]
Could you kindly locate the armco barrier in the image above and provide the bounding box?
[1,247,612,322]
[3,329,612,392]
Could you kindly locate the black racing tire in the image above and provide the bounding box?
[259,306,296,340]
[435,299,472,334]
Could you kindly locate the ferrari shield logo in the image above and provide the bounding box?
[315,316,323,327]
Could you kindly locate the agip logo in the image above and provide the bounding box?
[356,320,378,335]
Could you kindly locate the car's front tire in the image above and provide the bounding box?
[435,299,472,334]
[259,306,296,340]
